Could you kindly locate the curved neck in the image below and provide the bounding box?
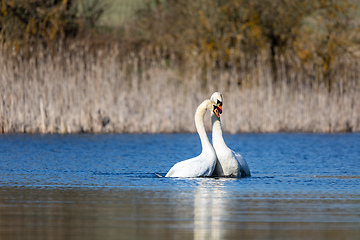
[211,112,227,148]
[195,101,212,151]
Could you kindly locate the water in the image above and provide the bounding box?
[0,133,359,239]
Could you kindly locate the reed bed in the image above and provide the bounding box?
[1,44,359,133]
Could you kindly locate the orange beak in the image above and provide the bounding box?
[214,108,220,118]
[217,103,222,114]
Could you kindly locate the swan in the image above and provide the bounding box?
[165,99,221,177]
[210,92,251,177]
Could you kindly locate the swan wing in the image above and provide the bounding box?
[165,155,215,178]
[232,150,251,177]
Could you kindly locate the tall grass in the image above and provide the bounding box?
[1,43,359,133]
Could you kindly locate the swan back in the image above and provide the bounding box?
[233,151,251,177]
[165,152,216,177]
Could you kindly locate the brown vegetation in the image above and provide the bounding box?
[0,0,360,133]
[1,42,359,133]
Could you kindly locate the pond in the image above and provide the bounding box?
[0,133,359,239]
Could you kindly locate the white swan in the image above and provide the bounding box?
[210,92,251,177]
[165,99,220,177]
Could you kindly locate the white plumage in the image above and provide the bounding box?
[210,92,251,178]
[165,99,219,178]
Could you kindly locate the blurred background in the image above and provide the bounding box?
[1,0,360,133]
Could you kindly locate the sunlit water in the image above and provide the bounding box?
[1,133,359,239]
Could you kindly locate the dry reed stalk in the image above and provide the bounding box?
[0,44,359,134]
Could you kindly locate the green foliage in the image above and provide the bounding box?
[0,0,105,52]
[131,0,359,88]
[1,0,359,90]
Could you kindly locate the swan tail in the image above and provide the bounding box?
[233,150,251,177]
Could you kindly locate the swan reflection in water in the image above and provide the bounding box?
[192,178,233,240]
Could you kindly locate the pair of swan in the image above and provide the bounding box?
[165,92,251,178]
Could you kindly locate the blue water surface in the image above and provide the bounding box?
[1,133,359,190]
[0,133,359,239]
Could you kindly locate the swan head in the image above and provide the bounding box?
[210,92,223,114]
[207,100,220,118]
[198,99,220,118]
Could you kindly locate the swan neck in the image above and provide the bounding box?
[195,101,212,151]
[211,113,227,147]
